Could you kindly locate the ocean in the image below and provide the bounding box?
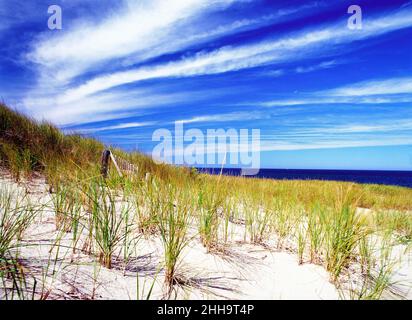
[197,168,412,188]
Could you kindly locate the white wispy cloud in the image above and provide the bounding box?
[23,89,205,125]
[179,111,267,124]
[27,0,243,83]
[312,122,412,134]
[260,95,412,107]
[55,8,412,103]
[259,76,412,107]
[121,2,320,68]
[295,60,337,73]
[27,0,320,81]
[322,77,412,96]
[258,137,412,151]
[261,60,338,77]
[72,121,158,134]
[255,118,412,150]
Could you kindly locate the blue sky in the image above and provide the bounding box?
[1,0,412,170]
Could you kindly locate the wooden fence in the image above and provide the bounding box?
[100,149,138,178]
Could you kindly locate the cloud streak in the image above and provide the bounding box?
[179,111,267,124]
[28,0,240,82]
[322,77,412,96]
[54,8,412,104]
[259,77,412,107]
[71,121,158,134]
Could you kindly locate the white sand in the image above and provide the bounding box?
[0,172,410,300]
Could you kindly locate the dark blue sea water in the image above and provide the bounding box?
[197,168,412,188]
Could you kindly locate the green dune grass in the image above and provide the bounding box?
[1,103,411,299]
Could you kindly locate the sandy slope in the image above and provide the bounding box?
[1,172,410,300]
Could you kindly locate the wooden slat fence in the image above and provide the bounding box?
[100,149,138,178]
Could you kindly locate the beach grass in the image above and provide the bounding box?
[156,182,193,297]
[1,103,412,299]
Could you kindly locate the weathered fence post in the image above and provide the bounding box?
[100,149,111,178]
[109,151,123,178]
[100,149,124,178]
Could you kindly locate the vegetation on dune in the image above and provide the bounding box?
[2,103,412,212]
[0,103,192,187]
[1,103,412,300]
[0,103,101,181]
